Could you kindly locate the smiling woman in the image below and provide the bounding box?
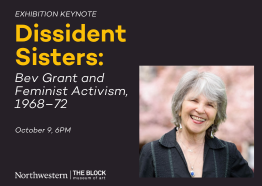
[172,71,227,139]
[179,91,218,139]
[139,70,254,178]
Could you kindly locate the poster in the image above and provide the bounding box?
[3,1,257,184]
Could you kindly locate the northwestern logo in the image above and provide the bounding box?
[15,172,68,179]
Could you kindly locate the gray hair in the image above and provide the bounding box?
[171,70,227,137]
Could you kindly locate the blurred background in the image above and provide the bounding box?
[139,66,254,171]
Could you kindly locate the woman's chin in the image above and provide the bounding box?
[187,126,206,135]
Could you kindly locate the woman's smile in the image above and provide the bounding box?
[190,115,206,124]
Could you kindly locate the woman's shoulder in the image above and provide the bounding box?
[140,136,168,159]
[141,138,162,151]
[141,129,177,150]
[206,136,236,150]
[213,137,238,151]
[211,137,241,162]
[141,141,152,153]
[215,138,254,177]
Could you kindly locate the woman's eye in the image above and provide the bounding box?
[208,104,214,107]
[191,100,197,102]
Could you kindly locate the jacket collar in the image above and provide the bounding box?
[159,128,226,149]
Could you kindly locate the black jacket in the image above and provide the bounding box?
[139,128,254,178]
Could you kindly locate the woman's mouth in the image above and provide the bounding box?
[190,115,206,124]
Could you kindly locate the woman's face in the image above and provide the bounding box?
[179,90,218,135]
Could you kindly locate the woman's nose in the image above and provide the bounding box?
[195,104,205,114]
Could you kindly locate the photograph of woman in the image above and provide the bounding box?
[139,69,254,178]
